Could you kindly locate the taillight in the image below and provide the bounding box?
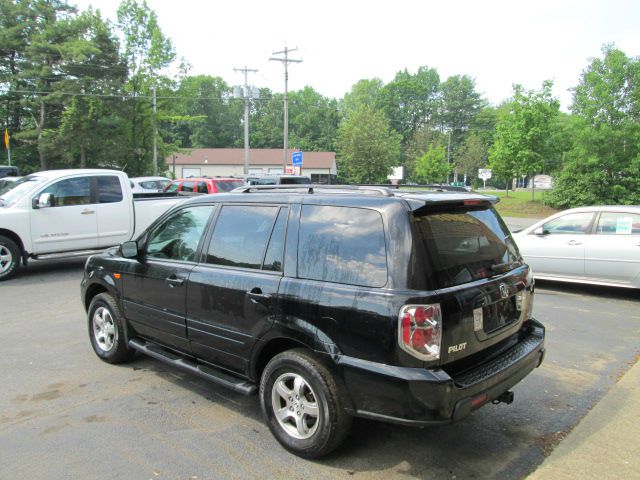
[398,304,442,361]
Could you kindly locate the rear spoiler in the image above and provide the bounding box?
[406,196,498,215]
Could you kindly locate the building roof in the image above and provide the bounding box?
[165,148,335,169]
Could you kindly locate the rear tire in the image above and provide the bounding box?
[260,349,352,458]
[0,235,20,281]
[88,293,135,364]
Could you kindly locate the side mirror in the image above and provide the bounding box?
[120,241,139,259]
[33,192,55,209]
[533,227,546,236]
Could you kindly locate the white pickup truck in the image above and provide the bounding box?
[0,169,183,280]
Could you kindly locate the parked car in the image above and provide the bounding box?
[0,165,19,178]
[247,174,311,185]
[0,169,183,280]
[130,176,171,193]
[0,176,22,195]
[81,185,545,458]
[513,206,640,288]
[163,176,245,194]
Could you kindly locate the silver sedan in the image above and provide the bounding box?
[513,206,640,289]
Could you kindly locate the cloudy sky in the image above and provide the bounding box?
[72,0,640,110]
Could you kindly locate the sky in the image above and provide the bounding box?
[72,0,640,111]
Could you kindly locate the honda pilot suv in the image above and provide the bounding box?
[81,185,545,458]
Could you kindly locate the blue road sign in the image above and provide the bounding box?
[292,151,303,166]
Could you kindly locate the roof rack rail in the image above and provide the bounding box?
[233,184,394,196]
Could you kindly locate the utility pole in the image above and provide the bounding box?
[269,46,302,172]
[234,66,258,176]
[152,86,158,175]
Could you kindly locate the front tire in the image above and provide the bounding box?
[88,293,135,364]
[260,349,352,458]
[0,235,20,281]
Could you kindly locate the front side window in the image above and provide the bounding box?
[197,182,209,194]
[542,212,594,235]
[41,177,91,207]
[181,181,195,193]
[298,205,388,287]
[206,205,281,270]
[146,206,214,262]
[596,212,640,235]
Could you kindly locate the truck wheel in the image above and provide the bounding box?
[260,349,352,458]
[88,293,135,364]
[0,235,20,281]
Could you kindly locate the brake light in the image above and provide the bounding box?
[398,304,442,361]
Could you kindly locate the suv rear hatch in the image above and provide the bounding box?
[401,194,533,368]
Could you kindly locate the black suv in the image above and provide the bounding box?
[81,185,545,458]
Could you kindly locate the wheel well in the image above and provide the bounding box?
[0,229,25,256]
[84,284,108,311]
[253,337,311,381]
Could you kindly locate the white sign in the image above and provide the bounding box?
[387,166,404,181]
[478,168,492,180]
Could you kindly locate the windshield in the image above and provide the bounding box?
[0,175,47,207]
[412,207,522,289]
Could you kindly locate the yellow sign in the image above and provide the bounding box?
[3,128,8,150]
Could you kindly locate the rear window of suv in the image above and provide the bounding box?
[413,208,521,289]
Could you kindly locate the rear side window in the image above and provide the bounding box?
[596,212,640,235]
[197,182,208,194]
[214,180,245,192]
[97,176,123,203]
[298,205,387,287]
[181,181,195,193]
[413,208,521,289]
[206,205,283,270]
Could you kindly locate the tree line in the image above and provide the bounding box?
[2,0,639,208]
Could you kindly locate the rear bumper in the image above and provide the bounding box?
[335,319,545,426]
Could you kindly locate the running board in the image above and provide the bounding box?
[128,338,256,395]
[32,249,105,260]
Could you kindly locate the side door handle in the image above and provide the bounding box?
[166,275,185,287]
[567,240,583,246]
[81,209,95,215]
[247,288,272,305]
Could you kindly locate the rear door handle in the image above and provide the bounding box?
[166,275,185,287]
[81,209,95,215]
[567,240,582,246]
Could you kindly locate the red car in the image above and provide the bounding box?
[163,177,245,195]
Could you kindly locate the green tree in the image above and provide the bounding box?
[403,125,446,182]
[117,0,175,175]
[378,66,440,143]
[339,78,383,117]
[489,81,560,196]
[336,106,400,183]
[546,45,640,208]
[172,75,240,148]
[56,9,127,168]
[415,145,450,183]
[457,134,488,186]
[288,86,339,152]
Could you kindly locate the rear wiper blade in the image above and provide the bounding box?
[489,262,518,274]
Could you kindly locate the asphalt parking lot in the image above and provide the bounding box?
[1,258,639,480]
